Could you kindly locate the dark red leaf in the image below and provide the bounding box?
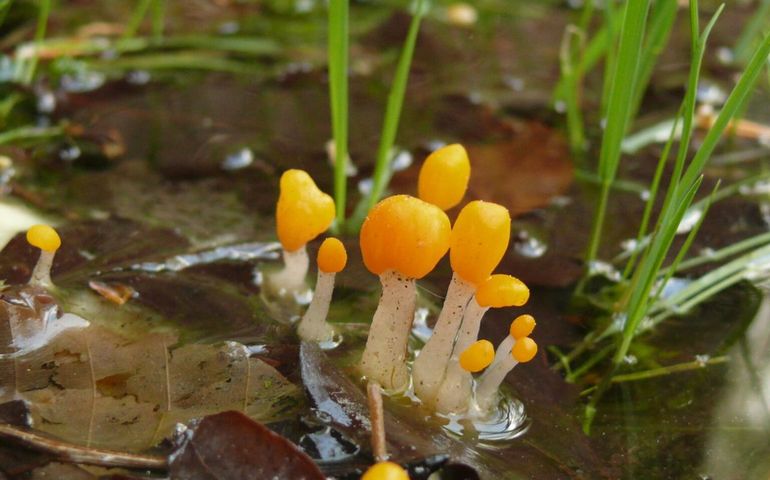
[169,411,324,480]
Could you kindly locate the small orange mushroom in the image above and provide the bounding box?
[476,332,538,411]
[269,169,335,297]
[26,224,61,287]
[361,461,410,480]
[417,143,470,211]
[359,195,451,390]
[297,238,347,343]
[413,201,511,404]
[433,275,528,413]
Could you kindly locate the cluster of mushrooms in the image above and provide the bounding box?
[271,144,540,419]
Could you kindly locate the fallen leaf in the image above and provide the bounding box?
[169,411,325,480]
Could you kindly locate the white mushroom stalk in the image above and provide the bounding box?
[432,275,529,413]
[434,339,494,414]
[297,238,347,343]
[358,195,451,391]
[269,246,309,296]
[413,200,511,404]
[476,335,538,412]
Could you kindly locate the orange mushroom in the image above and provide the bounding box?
[476,333,538,411]
[269,169,335,298]
[433,275,529,413]
[359,195,451,390]
[26,224,61,287]
[297,238,347,343]
[417,143,470,211]
[413,201,511,404]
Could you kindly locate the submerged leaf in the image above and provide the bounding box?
[169,410,325,480]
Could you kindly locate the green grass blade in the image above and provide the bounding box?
[21,0,51,85]
[366,0,424,210]
[733,0,770,63]
[151,0,167,41]
[124,0,153,39]
[348,0,425,230]
[585,0,651,263]
[559,25,587,154]
[328,0,350,230]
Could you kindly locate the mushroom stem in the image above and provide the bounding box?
[475,354,518,411]
[269,246,309,296]
[360,270,417,390]
[297,270,336,342]
[413,273,474,401]
[432,298,489,413]
[30,250,55,287]
[489,335,515,371]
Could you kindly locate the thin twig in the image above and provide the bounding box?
[0,424,168,470]
[366,381,387,462]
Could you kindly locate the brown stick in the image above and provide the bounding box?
[0,424,168,470]
[366,381,388,462]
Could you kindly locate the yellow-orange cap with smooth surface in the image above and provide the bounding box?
[361,461,410,480]
[317,237,347,273]
[512,337,537,363]
[475,274,529,308]
[418,144,470,210]
[450,201,511,285]
[510,314,536,339]
[360,195,450,279]
[276,169,335,252]
[26,225,61,252]
[459,339,495,373]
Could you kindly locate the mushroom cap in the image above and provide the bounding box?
[450,201,511,285]
[510,314,536,339]
[418,143,470,210]
[512,337,538,363]
[459,339,495,373]
[362,461,410,480]
[276,169,335,252]
[26,225,61,252]
[317,237,347,273]
[475,274,529,308]
[360,195,451,279]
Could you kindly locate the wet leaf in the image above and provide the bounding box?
[169,410,325,480]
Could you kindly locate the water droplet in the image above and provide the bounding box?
[695,354,710,366]
[36,90,56,113]
[587,260,621,281]
[503,75,525,92]
[676,208,702,234]
[59,145,81,162]
[513,230,547,258]
[623,355,637,365]
[554,100,566,113]
[358,178,373,195]
[61,71,106,93]
[716,47,734,65]
[221,147,254,171]
[126,70,151,85]
[697,82,727,106]
[391,149,413,172]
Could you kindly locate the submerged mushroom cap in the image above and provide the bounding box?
[317,237,347,273]
[459,339,495,372]
[26,225,61,252]
[362,461,410,480]
[360,195,451,279]
[475,274,529,308]
[276,169,335,252]
[510,314,536,339]
[449,201,511,285]
[512,337,538,362]
[418,143,470,210]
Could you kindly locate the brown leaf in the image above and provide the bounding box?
[87,281,135,305]
[169,411,325,480]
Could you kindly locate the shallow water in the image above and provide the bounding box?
[0,1,769,478]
